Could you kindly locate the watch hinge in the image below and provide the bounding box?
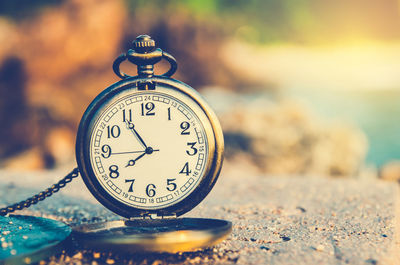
[137,81,155,90]
[129,213,177,220]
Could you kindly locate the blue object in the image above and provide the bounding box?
[0,215,71,264]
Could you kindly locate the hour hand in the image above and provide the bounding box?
[125,120,148,149]
[125,147,160,167]
[126,152,146,167]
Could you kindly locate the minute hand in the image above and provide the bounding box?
[125,120,148,149]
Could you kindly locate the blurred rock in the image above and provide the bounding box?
[124,9,248,89]
[18,0,127,122]
[380,161,400,182]
[44,127,75,168]
[0,0,250,169]
[0,57,31,157]
[0,0,371,175]
[0,0,127,168]
[0,18,18,60]
[1,147,45,170]
[219,97,368,177]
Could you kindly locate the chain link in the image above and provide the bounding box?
[0,168,79,216]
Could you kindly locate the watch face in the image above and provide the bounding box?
[87,90,209,210]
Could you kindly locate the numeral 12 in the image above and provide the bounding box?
[141,102,155,116]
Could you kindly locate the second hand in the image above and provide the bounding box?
[111,150,160,156]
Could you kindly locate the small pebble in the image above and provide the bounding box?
[315,245,325,252]
[106,258,115,264]
[72,252,83,259]
[296,206,306,213]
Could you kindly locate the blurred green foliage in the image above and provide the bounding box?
[126,0,316,43]
[1,0,399,43]
[128,0,400,44]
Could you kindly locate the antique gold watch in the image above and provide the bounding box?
[75,34,230,252]
[0,35,230,256]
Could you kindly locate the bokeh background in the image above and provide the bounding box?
[0,0,400,181]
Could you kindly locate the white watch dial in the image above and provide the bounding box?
[89,91,209,209]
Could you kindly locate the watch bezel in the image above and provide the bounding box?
[76,76,224,218]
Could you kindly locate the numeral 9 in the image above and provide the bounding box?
[101,144,111,158]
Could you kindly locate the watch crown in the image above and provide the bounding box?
[133,35,156,53]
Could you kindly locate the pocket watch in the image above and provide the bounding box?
[0,34,230,255]
[73,35,230,252]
